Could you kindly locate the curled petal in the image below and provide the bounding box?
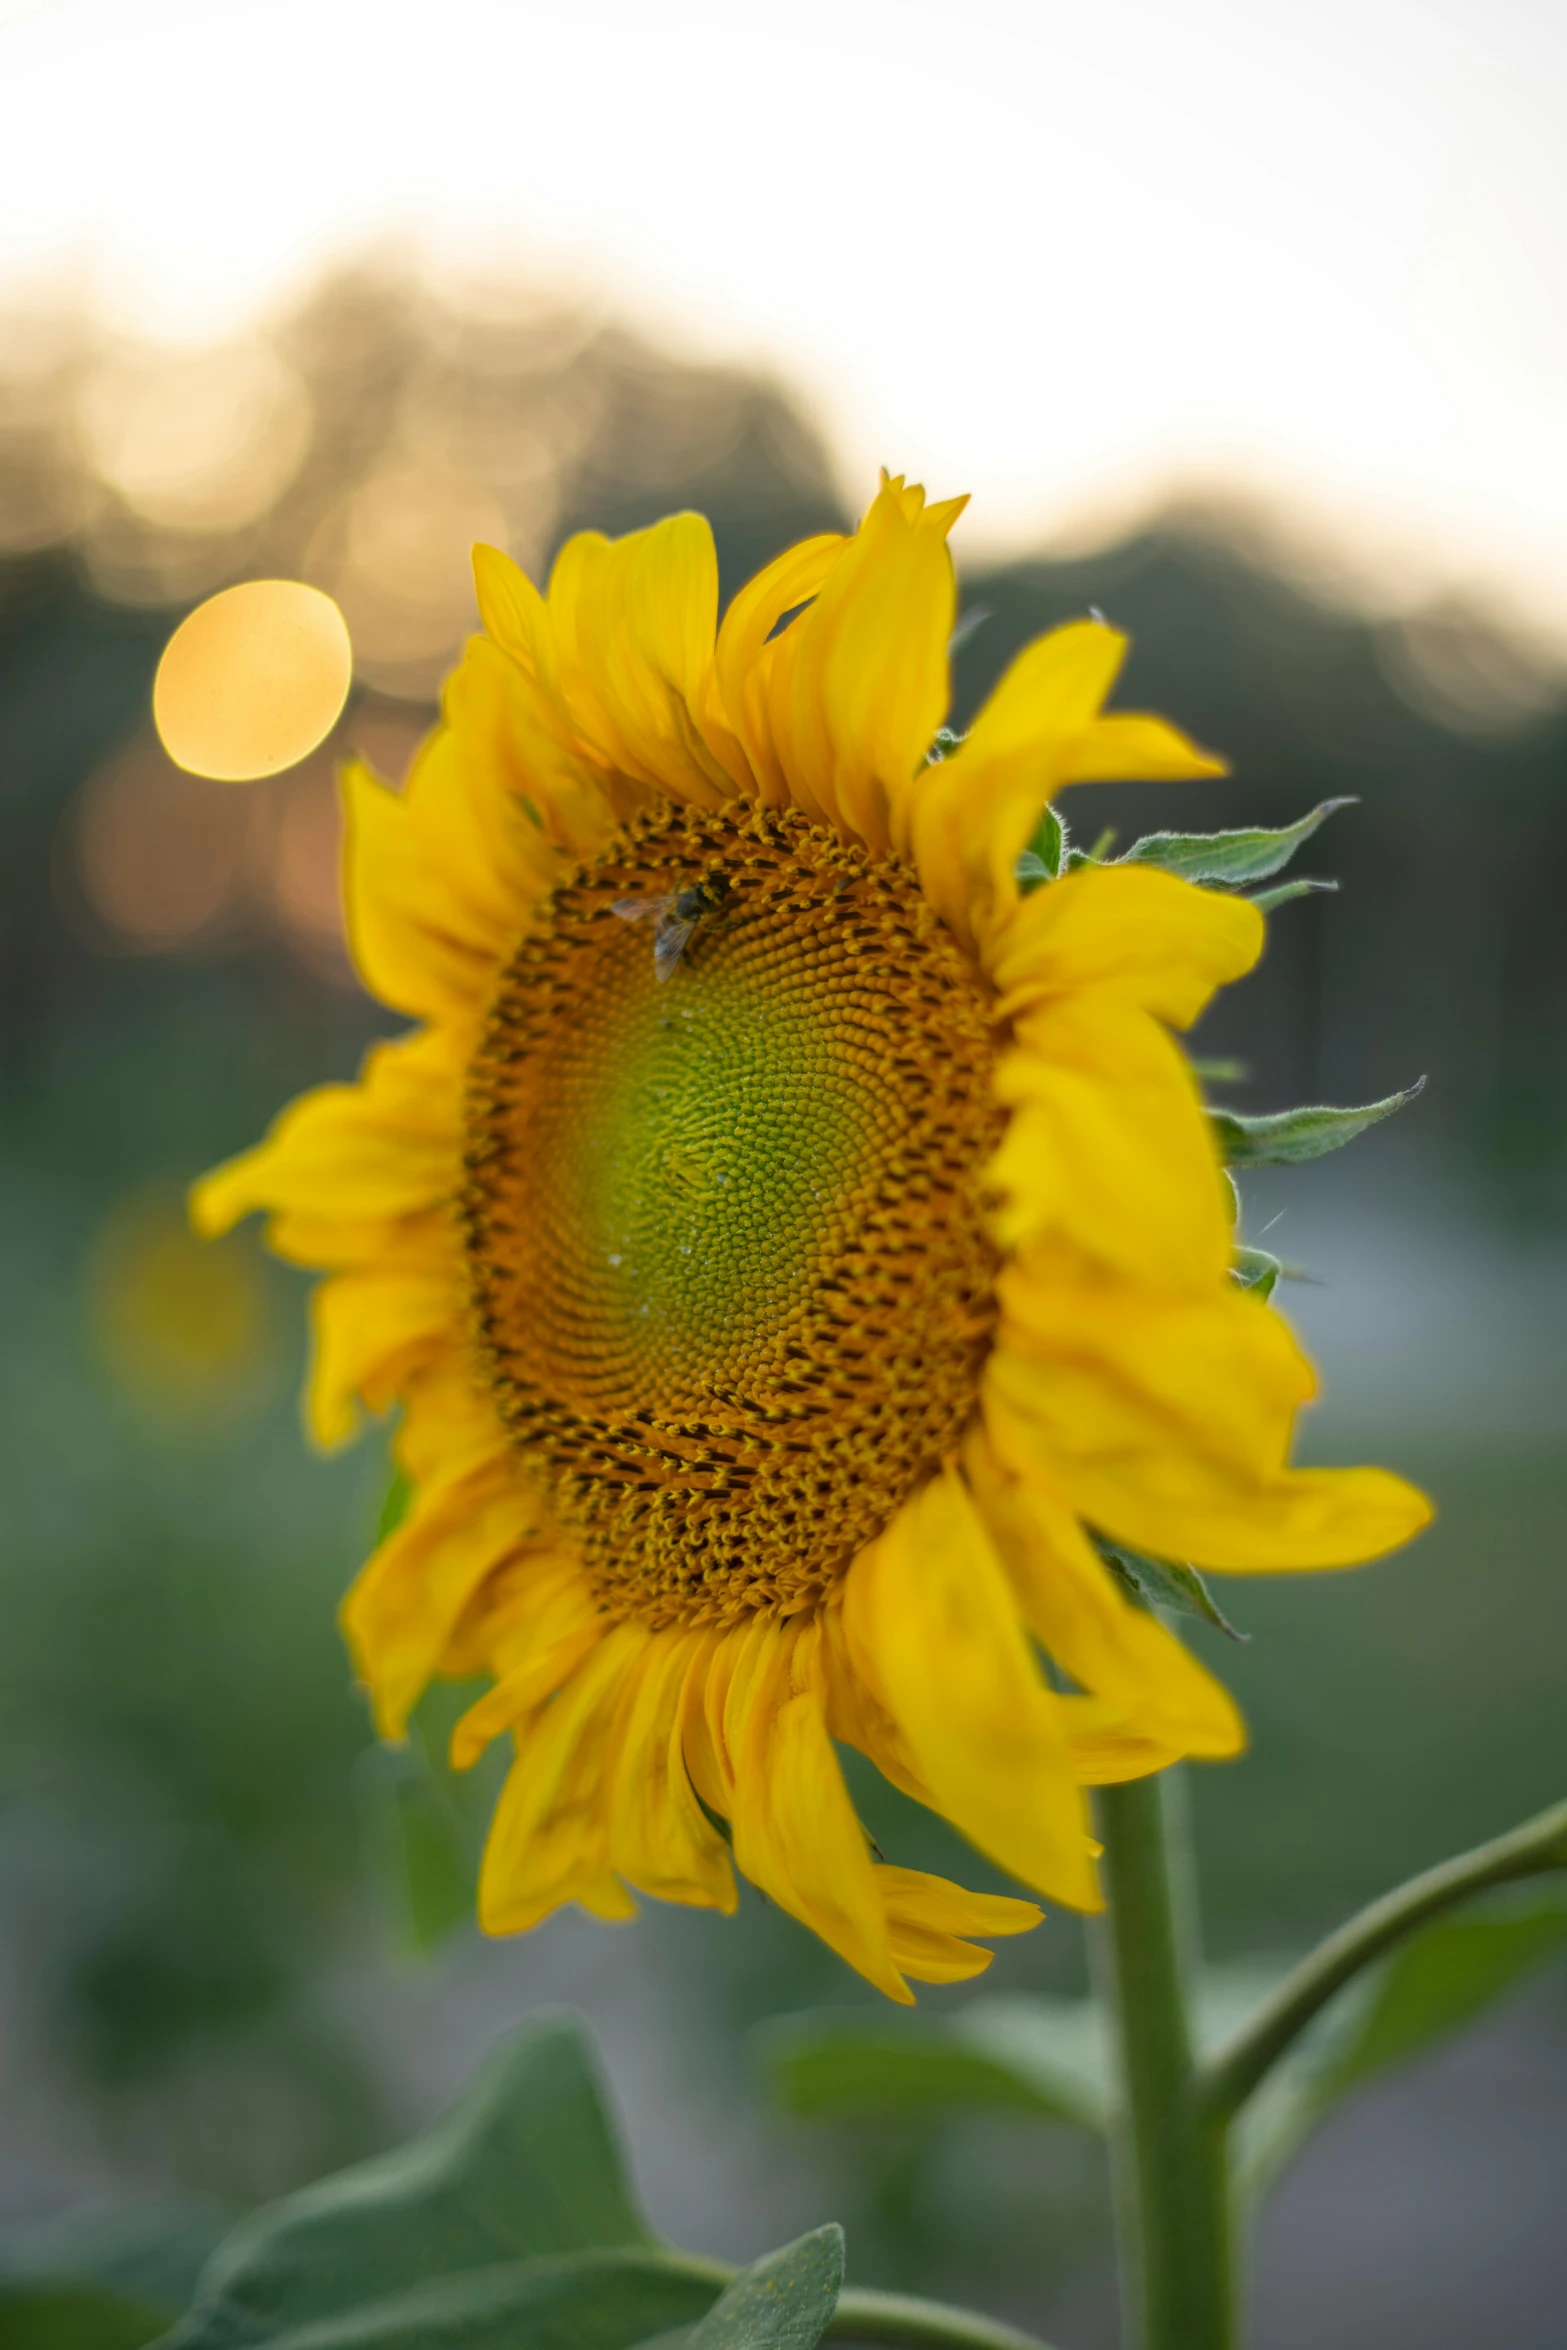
[479,1627,649,1934]
[725,1617,908,2000]
[843,1469,1100,1911]
[879,1865,1044,1986]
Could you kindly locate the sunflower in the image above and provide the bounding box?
[194,477,1430,2000]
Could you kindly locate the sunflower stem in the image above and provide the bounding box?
[1095,1773,1233,2350]
[666,2258,1058,2350]
[827,2287,1058,2350]
[1201,1792,1567,2120]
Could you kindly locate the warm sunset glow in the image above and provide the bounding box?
[152,580,352,781]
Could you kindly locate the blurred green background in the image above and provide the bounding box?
[1,264,1563,2350]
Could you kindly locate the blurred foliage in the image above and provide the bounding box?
[2,2019,849,2350]
[0,258,1564,2330]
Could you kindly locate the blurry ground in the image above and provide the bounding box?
[1,266,1564,2349]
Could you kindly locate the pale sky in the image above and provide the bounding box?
[3,0,1565,635]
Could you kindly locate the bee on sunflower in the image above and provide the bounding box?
[193,476,1430,2001]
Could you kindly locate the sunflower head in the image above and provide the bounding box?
[194,475,1431,2001]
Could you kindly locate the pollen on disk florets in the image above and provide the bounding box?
[462,800,1005,1628]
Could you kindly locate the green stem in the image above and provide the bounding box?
[668,2256,1057,2350]
[1095,1774,1232,2350]
[828,2288,1057,2350]
[1202,1793,1567,2120]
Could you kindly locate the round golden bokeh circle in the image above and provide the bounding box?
[153,580,352,782]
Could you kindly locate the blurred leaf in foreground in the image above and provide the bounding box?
[124,2012,857,2350]
[763,1995,1112,2135]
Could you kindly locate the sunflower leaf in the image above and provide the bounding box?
[163,2014,663,2350]
[683,2229,843,2350]
[1231,1246,1281,1300]
[1210,1081,1425,1167]
[356,1734,479,1957]
[1247,877,1338,914]
[1016,805,1067,894]
[1236,1892,1567,2202]
[0,2209,224,2330]
[1095,1541,1247,1643]
[0,2283,172,2348]
[1120,798,1355,887]
[761,1996,1112,2135]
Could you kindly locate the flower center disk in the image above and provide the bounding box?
[465,803,1003,1626]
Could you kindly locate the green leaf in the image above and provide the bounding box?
[1094,1542,1247,1643]
[1210,1080,1425,1167]
[1121,798,1354,887]
[1324,1894,1567,2099]
[1238,1891,1567,2200]
[1016,806,1066,894]
[164,2014,657,2350]
[0,2288,170,2350]
[1230,1247,1280,1301]
[1247,878,1337,914]
[1,2212,222,2325]
[356,1733,479,1957]
[762,1995,1111,2134]
[0,2209,224,2349]
[162,2253,721,2350]
[683,2230,842,2350]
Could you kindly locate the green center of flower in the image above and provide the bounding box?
[536,919,887,1408]
[464,801,1003,1626]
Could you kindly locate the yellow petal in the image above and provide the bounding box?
[726,1616,909,2000]
[842,1470,1101,1910]
[904,619,1126,952]
[607,1631,737,1911]
[471,540,550,669]
[341,628,570,1019]
[1056,1694,1213,1786]
[444,1550,605,1765]
[763,481,959,855]
[478,1625,649,1934]
[998,1261,1314,1477]
[392,1354,517,1492]
[878,1865,1043,1986]
[449,1621,604,1769]
[1058,711,1227,786]
[341,1375,550,1737]
[967,1434,1243,1761]
[711,531,846,802]
[445,632,621,858]
[546,515,734,806]
[306,1264,460,1448]
[989,997,1233,1280]
[984,1328,1433,1572]
[987,862,1265,1028]
[190,1030,460,1248]
[819,1597,933,1808]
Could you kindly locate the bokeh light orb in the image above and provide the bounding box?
[153,579,352,781]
